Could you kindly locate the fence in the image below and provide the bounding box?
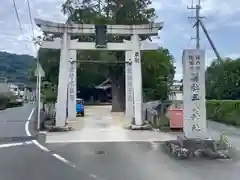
[144,100,183,128]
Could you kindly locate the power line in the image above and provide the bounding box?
[12,0,28,50]
[26,0,35,39]
[12,0,24,34]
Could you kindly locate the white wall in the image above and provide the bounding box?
[169,91,183,100]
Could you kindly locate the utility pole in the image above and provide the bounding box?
[4,77,8,84]
[187,0,222,61]
[98,0,101,14]
[188,0,202,49]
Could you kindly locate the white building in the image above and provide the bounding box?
[168,80,183,101]
[8,84,20,96]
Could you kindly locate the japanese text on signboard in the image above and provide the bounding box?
[69,63,75,101]
[188,53,201,132]
[127,64,133,101]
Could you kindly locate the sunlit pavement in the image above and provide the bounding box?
[46,105,177,143]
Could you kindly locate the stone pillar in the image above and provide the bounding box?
[182,49,206,139]
[67,50,77,121]
[55,31,70,127]
[131,34,143,126]
[125,51,133,122]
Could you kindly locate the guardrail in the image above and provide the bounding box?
[145,108,159,128]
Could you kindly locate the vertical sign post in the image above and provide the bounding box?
[35,64,45,130]
[125,51,134,122]
[67,50,77,120]
[182,49,206,139]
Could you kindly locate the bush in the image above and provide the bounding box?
[0,94,10,110]
[6,101,23,108]
[207,100,240,126]
[42,88,57,104]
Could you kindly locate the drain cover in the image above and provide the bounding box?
[94,150,106,155]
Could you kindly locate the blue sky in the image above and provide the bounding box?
[0,0,240,80]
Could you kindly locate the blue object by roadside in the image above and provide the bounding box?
[76,98,84,116]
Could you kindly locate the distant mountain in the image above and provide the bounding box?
[0,51,36,84]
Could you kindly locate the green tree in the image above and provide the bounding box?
[142,48,175,101]
[61,0,175,112]
[38,48,106,89]
[38,49,60,85]
[206,58,240,99]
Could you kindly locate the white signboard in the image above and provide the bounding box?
[68,62,75,101]
[68,50,77,120]
[182,49,206,139]
[125,51,134,122]
[34,64,45,77]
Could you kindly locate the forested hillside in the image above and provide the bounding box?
[0,51,35,83]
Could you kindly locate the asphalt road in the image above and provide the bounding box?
[45,142,240,180]
[0,103,34,138]
[0,104,239,180]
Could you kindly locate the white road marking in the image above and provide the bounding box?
[25,121,31,136]
[149,140,159,151]
[32,140,50,152]
[52,153,76,168]
[25,108,49,152]
[90,174,106,180]
[24,141,33,145]
[28,108,35,121]
[0,108,36,149]
[25,107,77,168]
[0,142,27,148]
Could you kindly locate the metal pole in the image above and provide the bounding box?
[188,0,201,49]
[199,20,222,61]
[37,74,41,130]
[36,49,41,130]
[196,4,200,49]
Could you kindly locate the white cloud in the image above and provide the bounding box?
[201,0,240,17]
[181,0,240,16]
[0,0,67,56]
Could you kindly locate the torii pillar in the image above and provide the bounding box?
[124,40,159,123]
[56,31,70,127]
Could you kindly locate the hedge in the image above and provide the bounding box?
[206,100,240,126]
[0,94,23,110]
[0,95,9,110]
[6,101,23,108]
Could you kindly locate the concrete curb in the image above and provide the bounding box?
[125,124,153,130]
[37,131,47,144]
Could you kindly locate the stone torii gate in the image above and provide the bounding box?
[35,18,163,128]
[41,38,159,122]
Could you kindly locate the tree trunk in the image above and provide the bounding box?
[110,51,125,112]
[111,76,125,112]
